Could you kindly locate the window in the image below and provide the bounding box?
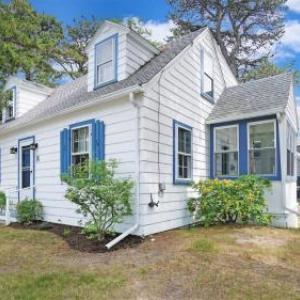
[201,49,214,100]
[174,121,192,183]
[287,123,295,176]
[5,88,15,121]
[95,35,117,87]
[71,126,90,167]
[214,126,239,177]
[248,121,276,176]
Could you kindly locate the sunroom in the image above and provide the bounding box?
[206,73,299,228]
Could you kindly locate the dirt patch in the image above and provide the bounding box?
[9,222,143,253]
[233,233,288,247]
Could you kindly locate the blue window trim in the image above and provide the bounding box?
[200,49,214,104]
[17,136,36,201]
[94,34,118,90]
[5,86,16,122]
[210,115,281,181]
[173,120,193,185]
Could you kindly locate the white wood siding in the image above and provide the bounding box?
[138,30,238,235]
[0,98,137,232]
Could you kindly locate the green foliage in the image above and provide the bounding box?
[16,198,43,224]
[0,0,64,88]
[0,191,6,210]
[62,160,134,241]
[62,227,71,237]
[243,58,300,84]
[188,175,272,227]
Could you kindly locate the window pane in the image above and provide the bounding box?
[203,73,213,98]
[178,154,191,179]
[22,170,30,188]
[97,61,113,84]
[72,127,89,154]
[96,38,113,65]
[249,122,274,149]
[178,127,191,154]
[72,154,89,167]
[22,146,30,168]
[215,152,238,176]
[215,127,237,152]
[249,149,275,175]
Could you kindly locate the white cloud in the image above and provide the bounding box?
[287,0,300,13]
[143,20,176,43]
[123,17,176,44]
[281,20,300,52]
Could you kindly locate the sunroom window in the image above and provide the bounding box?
[174,122,192,183]
[214,126,238,177]
[95,35,117,87]
[71,126,90,167]
[287,123,295,176]
[248,121,276,176]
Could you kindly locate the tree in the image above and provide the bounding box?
[167,0,287,78]
[0,0,64,87]
[243,58,300,83]
[55,17,102,80]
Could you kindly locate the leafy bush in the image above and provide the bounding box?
[188,175,272,227]
[0,191,6,210]
[16,198,43,224]
[62,160,134,241]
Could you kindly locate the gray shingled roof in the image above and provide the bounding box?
[0,28,206,132]
[207,72,293,123]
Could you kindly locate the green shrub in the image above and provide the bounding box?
[188,175,272,227]
[16,198,43,224]
[62,160,134,241]
[0,191,6,210]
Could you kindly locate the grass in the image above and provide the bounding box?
[0,225,299,299]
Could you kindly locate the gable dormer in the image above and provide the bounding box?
[86,21,159,92]
[2,77,52,123]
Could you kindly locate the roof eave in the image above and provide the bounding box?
[206,108,284,125]
[0,84,143,136]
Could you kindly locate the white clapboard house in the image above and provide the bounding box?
[0,21,298,245]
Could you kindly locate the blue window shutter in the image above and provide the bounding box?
[60,128,71,175]
[93,120,105,161]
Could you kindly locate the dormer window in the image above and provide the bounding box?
[95,34,118,88]
[4,87,16,122]
[201,49,214,102]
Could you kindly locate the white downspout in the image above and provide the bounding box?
[105,91,141,249]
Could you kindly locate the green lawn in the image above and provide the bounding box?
[0,225,299,299]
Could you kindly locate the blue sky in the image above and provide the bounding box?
[30,0,300,100]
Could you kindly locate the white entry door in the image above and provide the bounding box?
[18,137,35,201]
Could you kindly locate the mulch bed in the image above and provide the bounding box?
[9,221,144,253]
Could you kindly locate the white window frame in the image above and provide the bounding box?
[95,35,117,87]
[287,122,296,177]
[201,49,214,101]
[213,125,239,177]
[71,124,92,168]
[247,119,277,176]
[174,122,193,183]
[4,88,16,122]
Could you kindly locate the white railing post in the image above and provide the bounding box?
[5,193,10,225]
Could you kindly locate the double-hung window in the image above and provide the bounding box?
[248,120,276,176]
[174,121,192,183]
[201,49,214,100]
[95,35,117,87]
[5,88,16,121]
[287,123,295,176]
[71,126,90,167]
[214,126,239,177]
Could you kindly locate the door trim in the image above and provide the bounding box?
[18,136,36,201]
